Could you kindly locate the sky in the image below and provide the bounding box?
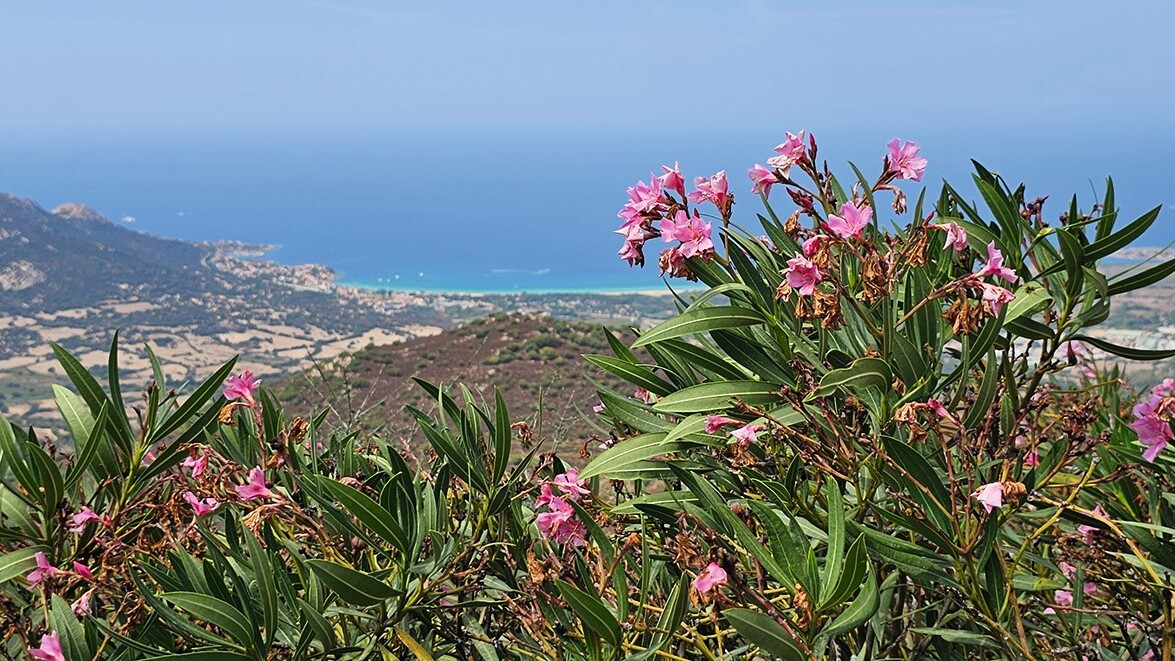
[1,1,1172,134]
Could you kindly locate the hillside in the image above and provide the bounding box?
[273,313,629,457]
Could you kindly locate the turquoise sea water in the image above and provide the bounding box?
[1,124,1171,293]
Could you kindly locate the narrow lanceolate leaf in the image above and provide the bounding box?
[632,306,767,347]
[819,568,880,639]
[49,594,91,661]
[1004,283,1052,322]
[807,358,890,401]
[584,354,675,396]
[579,434,692,480]
[317,477,410,553]
[144,654,255,661]
[555,580,621,647]
[161,592,256,649]
[0,546,47,583]
[1074,334,1175,360]
[305,559,397,606]
[652,381,782,414]
[724,609,805,661]
[1107,255,1175,296]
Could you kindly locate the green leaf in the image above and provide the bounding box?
[297,597,337,650]
[305,559,397,607]
[725,609,805,661]
[50,593,91,661]
[820,480,846,601]
[584,354,675,396]
[243,531,278,648]
[555,580,621,648]
[808,358,890,401]
[633,306,767,347]
[150,358,237,442]
[579,433,692,480]
[162,592,256,649]
[1108,255,1175,296]
[820,535,868,610]
[1084,205,1162,261]
[652,381,782,414]
[1003,283,1052,323]
[819,568,879,640]
[1074,334,1175,360]
[883,437,953,536]
[0,546,47,583]
[317,477,410,553]
[909,627,998,648]
[145,654,255,661]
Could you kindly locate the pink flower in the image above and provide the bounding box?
[979,283,1015,315]
[768,131,806,174]
[970,482,1004,514]
[658,210,714,259]
[181,453,208,478]
[1083,581,1100,595]
[659,162,686,196]
[1132,384,1173,462]
[633,388,656,404]
[1077,505,1106,544]
[886,139,928,182]
[659,246,685,277]
[551,469,591,500]
[26,552,59,585]
[28,633,64,661]
[68,506,110,533]
[784,254,822,296]
[748,164,777,198]
[184,491,221,516]
[1054,589,1074,608]
[730,424,763,448]
[616,223,647,267]
[1023,450,1040,467]
[801,235,824,258]
[976,242,1018,284]
[705,415,740,434]
[931,221,968,254]
[71,590,92,616]
[235,467,277,501]
[223,371,261,403]
[592,403,605,414]
[687,171,730,211]
[692,562,729,593]
[535,497,587,546]
[619,176,664,222]
[926,398,950,418]
[826,201,873,240]
[1059,561,1077,580]
[72,561,93,580]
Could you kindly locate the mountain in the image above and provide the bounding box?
[273,313,629,458]
[0,195,212,310]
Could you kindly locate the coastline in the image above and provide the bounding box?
[336,279,687,297]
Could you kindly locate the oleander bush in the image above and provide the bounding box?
[4,133,1175,660]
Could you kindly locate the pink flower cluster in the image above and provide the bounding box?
[969,242,1018,315]
[614,163,720,273]
[534,469,589,546]
[224,370,261,403]
[1131,379,1175,462]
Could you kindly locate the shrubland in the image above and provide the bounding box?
[3,133,1175,660]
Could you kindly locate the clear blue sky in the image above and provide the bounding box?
[1,1,1171,133]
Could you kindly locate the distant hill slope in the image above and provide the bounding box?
[0,194,211,310]
[273,313,630,458]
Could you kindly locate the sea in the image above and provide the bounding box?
[0,124,1171,293]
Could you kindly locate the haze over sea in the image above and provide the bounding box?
[1,123,1172,293]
